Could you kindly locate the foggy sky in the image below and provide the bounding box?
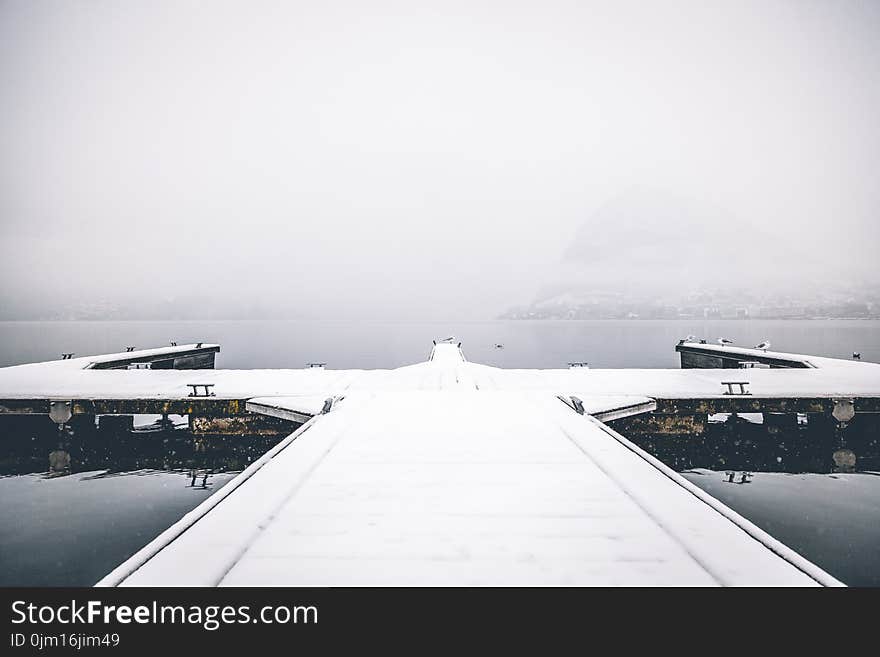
[2,0,878,319]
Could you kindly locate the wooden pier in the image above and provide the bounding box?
[1,342,877,419]
[2,339,877,585]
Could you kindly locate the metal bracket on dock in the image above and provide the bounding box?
[568,362,589,369]
[721,381,751,395]
[61,353,74,360]
[832,398,855,425]
[125,346,136,352]
[307,362,326,369]
[321,395,345,414]
[557,395,586,414]
[187,384,216,397]
[49,400,72,425]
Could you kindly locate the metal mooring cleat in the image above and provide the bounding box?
[187,383,216,397]
[721,381,750,395]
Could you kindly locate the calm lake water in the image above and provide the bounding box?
[0,319,878,586]
[2,318,878,369]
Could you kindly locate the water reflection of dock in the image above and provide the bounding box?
[0,422,281,479]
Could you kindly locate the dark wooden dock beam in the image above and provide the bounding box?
[676,343,813,369]
[0,397,248,417]
[85,344,220,370]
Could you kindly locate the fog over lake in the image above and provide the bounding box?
[2,1,879,320]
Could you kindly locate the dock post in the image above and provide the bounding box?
[48,400,73,426]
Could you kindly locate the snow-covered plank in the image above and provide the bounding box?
[99,390,837,587]
[557,394,656,421]
[246,395,334,423]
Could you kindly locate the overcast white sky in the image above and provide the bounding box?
[1,0,878,318]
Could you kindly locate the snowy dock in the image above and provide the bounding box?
[78,341,866,586]
[1,340,876,584]
[0,344,223,416]
[676,341,864,370]
[0,341,877,426]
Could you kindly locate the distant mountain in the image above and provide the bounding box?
[502,186,878,318]
[557,187,799,294]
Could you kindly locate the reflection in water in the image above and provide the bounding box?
[0,422,287,480]
[187,470,211,490]
[723,470,753,484]
[0,423,289,586]
[621,413,880,585]
[48,446,71,477]
[0,467,242,587]
[682,469,880,587]
[617,412,880,474]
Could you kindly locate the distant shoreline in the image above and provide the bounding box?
[497,316,880,321]
[0,317,878,323]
